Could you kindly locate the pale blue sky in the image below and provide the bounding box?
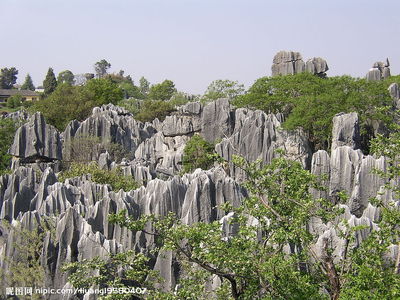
[1,0,399,94]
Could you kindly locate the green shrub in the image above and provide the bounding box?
[182,134,216,173]
[58,162,139,192]
[134,100,175,122]
[0,118,16,172]
[6,94,22,108]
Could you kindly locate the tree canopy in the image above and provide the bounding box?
[233,73,400,151]
[33,79,124,130]
[202,79,245,102]
[21,74,35,91]
[94,59,111,79]
[148,79,176,100]
[57,70,75,85]
[0,67,18,89]
[43,67,58,96]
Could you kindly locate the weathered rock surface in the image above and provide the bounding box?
[1,103,398,296]
[10,112,63,162]
[366,58,391,81]
[388,83,400,109]
[216,108,311,180]
[271,51,305,76]
[305,57,329,77]
[331,112,360,151]
[63,104,156,162]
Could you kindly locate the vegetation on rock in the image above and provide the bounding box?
[58,162,139,192]
[233,73,400,151]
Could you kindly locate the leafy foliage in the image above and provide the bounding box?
[62,251,155,299]
[95,59,111,78]
[182,134,217,173]
[139,76,150,97]
[233,73,398,151]
[65,135,131,164]
[33,79,124,130]
[0,118,16,173]
[133,100,175,122]
[202,79,245,102]
[0,67,18,89]
[0,218,55,299]
[58,162,139,192]
[6,94,22,108]
[148,79,176,100]
[57,70,75,85]
[21,73,35,91]
[43,67,58,96]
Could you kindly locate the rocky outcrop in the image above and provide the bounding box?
[201,98,233,142]
[366,58,391,81]
[0,165,246,292]
[305,57,329,77]
[388,83,400,109]
[1,103,398,296]
[331,112,360,151]
[63,104,156,162]
[271,51,305,76]
[271,51,329,77]
[10,112,62,163]
[216,108,311,180]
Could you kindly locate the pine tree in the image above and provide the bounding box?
[43,68,57,96]
[21,74,35,91]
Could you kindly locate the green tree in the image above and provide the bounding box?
[94,59,111,79]
[43,67,58,96]
[148,79,176,100]
[0,67,18,89]
[20,73,35,91]
[139,76,150,97]
[134,100,175,122]
[33,79,123,130]
[81,78,124,107]
[0,118,16,172]
[202,79,245,102]
[233,73,396,151]
[6,94,22,109]
[57,70,75,85]
[182,134,217,173]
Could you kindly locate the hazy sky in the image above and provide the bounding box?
[1,0,399,94]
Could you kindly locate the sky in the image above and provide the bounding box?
[1,0,399,94]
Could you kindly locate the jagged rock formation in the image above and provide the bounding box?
[271,51,305,76]
[216,109,311,180]
[0,103,399,298]
[389,83,400,109]
[331,112,360,151]
[305,57,329,77]
[271,51,329,77]
[366,58,391,81]
[10,112,62,162]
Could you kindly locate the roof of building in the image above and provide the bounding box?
[0,89,39,97]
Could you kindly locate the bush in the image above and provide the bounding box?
[182,134,216,173]
[6,94,22,108]
[64,135,131,163]
[134,100,175,123]
[58,162,139,192]
[148,79,176,100]
[0,118,16,172]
